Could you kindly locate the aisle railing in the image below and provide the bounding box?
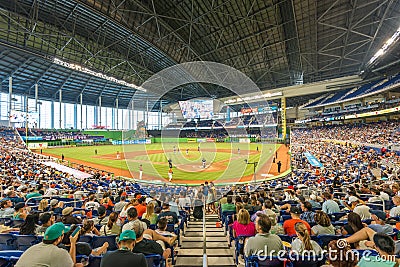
[202,195,208,267]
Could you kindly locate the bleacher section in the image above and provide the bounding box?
[303,74,400,109]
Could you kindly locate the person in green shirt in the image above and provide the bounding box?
[221,196,236,213]
[356,233,399,267]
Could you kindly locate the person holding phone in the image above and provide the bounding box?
[15,222,84,267]
[100,230,147,267]
[59,225,108,257]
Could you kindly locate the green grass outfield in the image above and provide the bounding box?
[43,142,279,182]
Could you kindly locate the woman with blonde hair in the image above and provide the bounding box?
[231,209,256,237]
[142,202,158,225]
[291,222,322,254]
[311,210,335,235]
[38,199,49,212]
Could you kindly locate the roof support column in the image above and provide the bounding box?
[98,96,102,126]
[24,94,28,129]
[51,100,54,129]
[115,98,119,130]
[94,106,98,126]
[73,103,77,129]
[281,97,287,140]
[160,101,163,130]
[80,94,83,130]
[64,101,66,129]
[59,89,62,129]
[34,83,38,112]
[132,97,135,129]
[8,77,12,127]
[146,99,149,130]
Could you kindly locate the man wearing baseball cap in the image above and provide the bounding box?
[283,206,311,236]
[100,230,147,267]
[15,222,83,267]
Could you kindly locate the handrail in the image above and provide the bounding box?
[202,195,207,267]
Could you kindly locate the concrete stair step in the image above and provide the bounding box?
[185,228,223,232]
[189,222,217,225]
[178,248,233,256]
[181,241,230,249]
[185,232,225,237]
[175,256,235,267]
[182,236,228,242]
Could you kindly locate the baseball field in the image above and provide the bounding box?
[40,142,290,184]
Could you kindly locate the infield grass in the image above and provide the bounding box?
[43,142,279,181]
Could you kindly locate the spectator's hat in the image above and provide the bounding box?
[348,196,359,204]
[118,230,136,241]
[290,206,302,215]
[44,222,70,241]
[50,199,59,207]
[257,197,264,204]
[309,194,316,200]
[162,202,170,208]
[62,207,74,216]
[370,210,387,221]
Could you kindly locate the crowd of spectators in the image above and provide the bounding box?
[1,119,400,266]
[293,120,400,147]
[16,128,104,141]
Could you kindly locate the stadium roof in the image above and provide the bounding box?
[0,0,399,109]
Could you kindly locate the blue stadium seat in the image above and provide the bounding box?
[289,255,326,267]
[353,250,379,257]
[0,250,24,267]
[78,235,93,244]
[317,235,341,248]
[278,235,294,243]
[329,212,347,222]
[0,234,16,250]
[14,235,41,251]
[9,220,24,227]
[91,235,118,251]
[245,256,285,267]
[87,255,102,267]
[234,235,254,264]
[279,215,291,223]
[145,254,165,267]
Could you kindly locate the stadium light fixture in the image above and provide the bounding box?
[368,25,400,65]
[52,58,146,92]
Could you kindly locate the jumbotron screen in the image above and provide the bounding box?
[179,99,214,119]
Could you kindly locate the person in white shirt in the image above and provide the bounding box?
[85,194,100,211]
[177,192,191,209]
[350,197,371,220]
[389,196,400,218]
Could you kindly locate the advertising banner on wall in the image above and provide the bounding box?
[187,138,197,143]
[197,138,206,143]
[112,139,151,145]
[28,142,48,149]
[239,138,251,143]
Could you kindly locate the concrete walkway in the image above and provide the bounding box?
[175,214,236,267]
